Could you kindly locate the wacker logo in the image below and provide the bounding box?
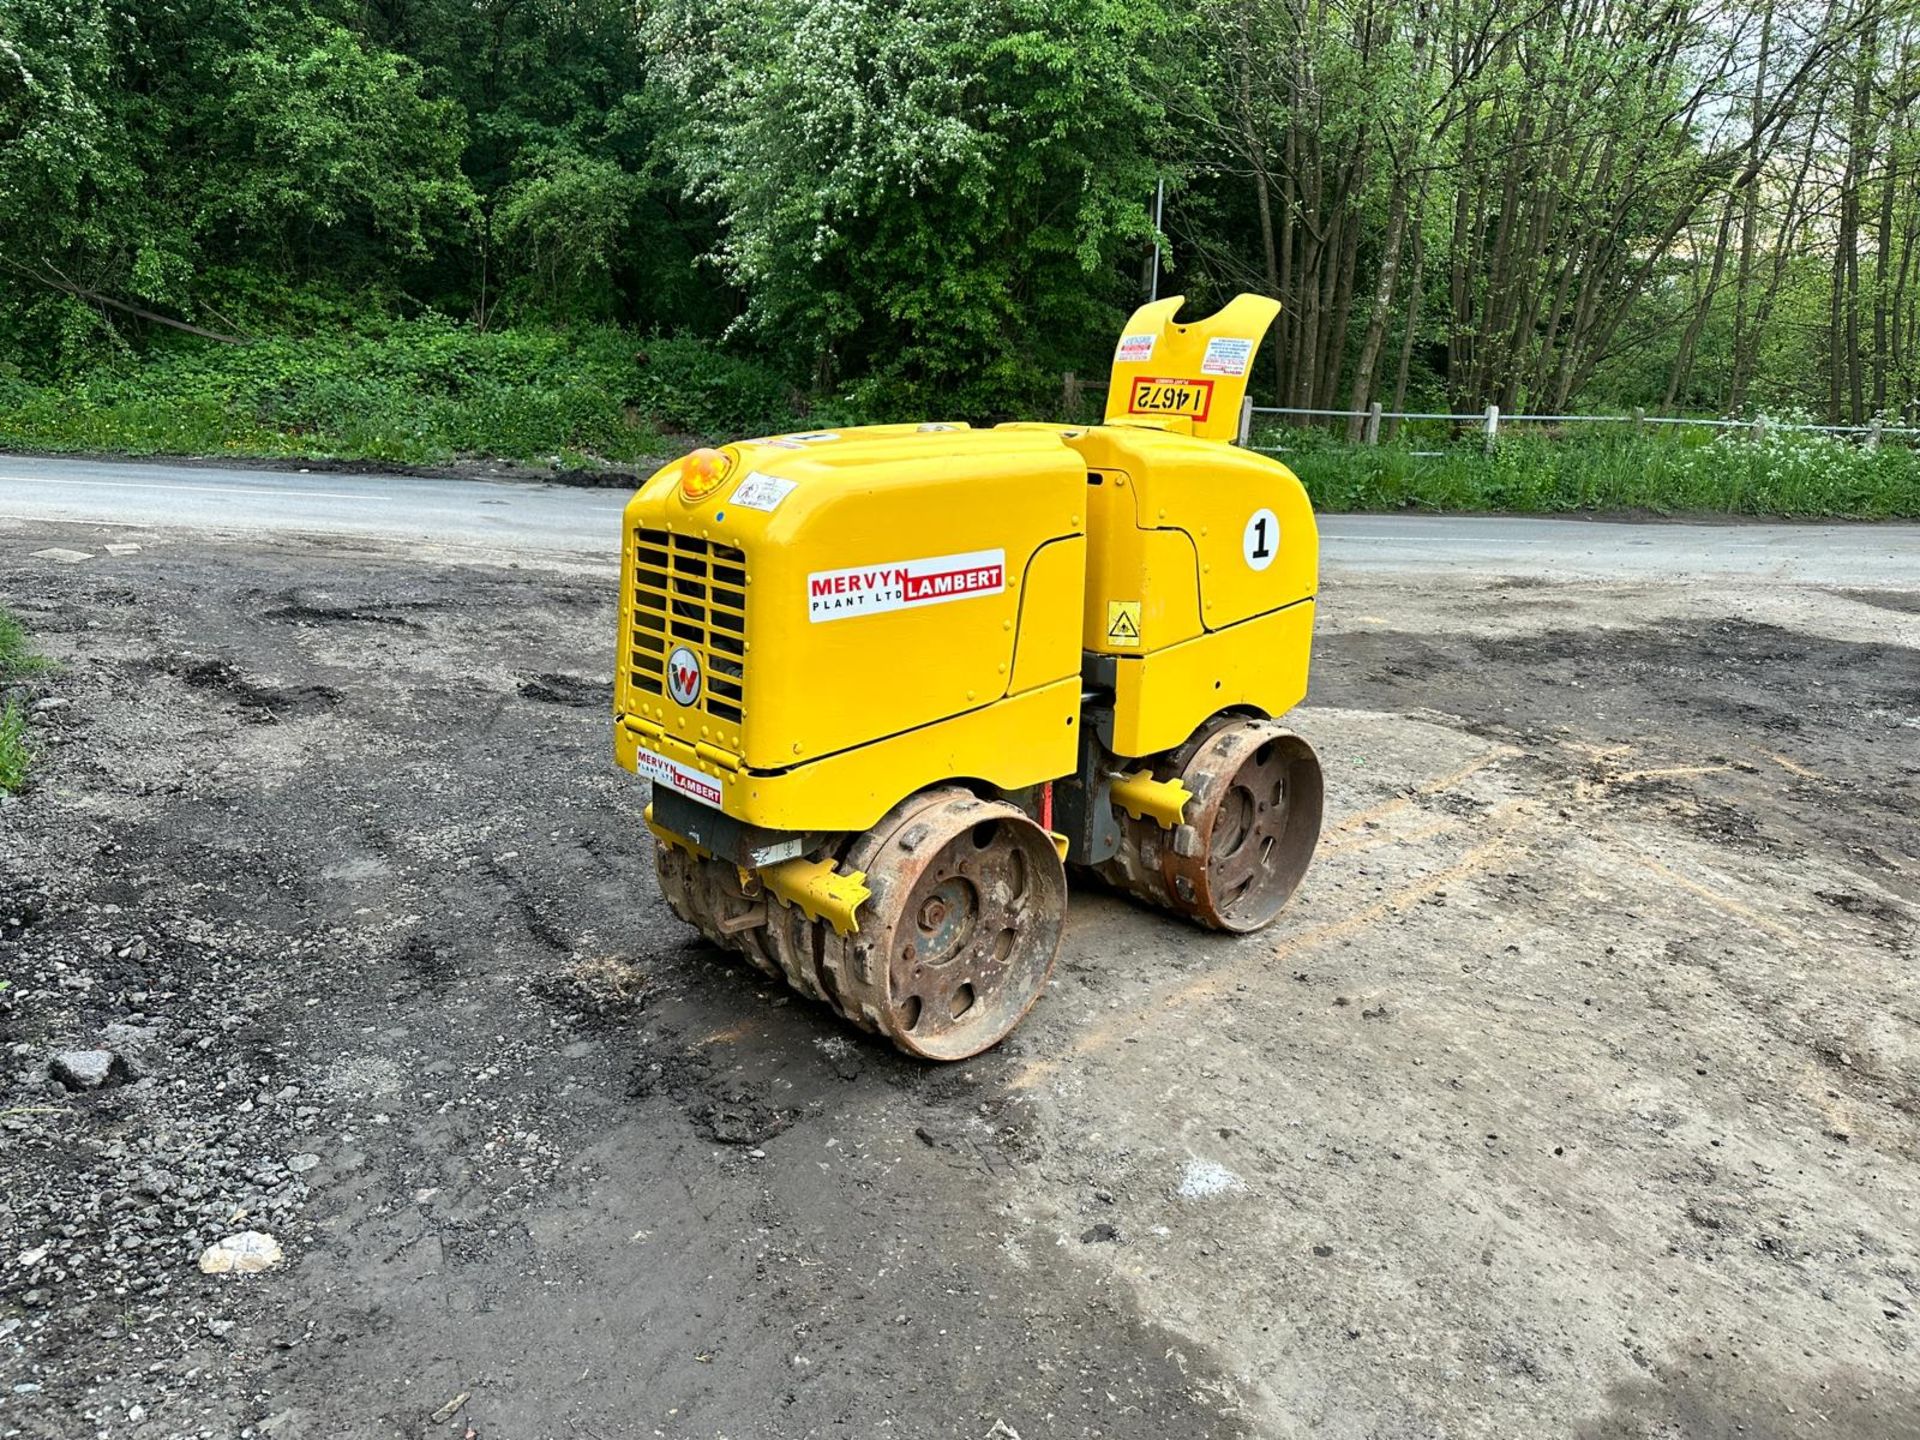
[666,645,701,707]
[807,548,1006,622]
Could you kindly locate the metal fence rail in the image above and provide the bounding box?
[1232,399,1917,452]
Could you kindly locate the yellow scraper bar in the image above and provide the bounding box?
[1110,770,1192,829]
[762,856,872,936]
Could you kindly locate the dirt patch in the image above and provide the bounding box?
[263,603,426,629]
[0,529,1250,1440]
[2,523,1916,1439]
[1840,586,1920,615]
[532,951,654,1022]
[152,654,343,720]
[517,671,614,707]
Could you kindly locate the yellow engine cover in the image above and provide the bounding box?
[614,425,1087,833]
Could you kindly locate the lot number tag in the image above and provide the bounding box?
[1243,508,1278,571]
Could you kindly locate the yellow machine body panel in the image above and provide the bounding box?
[615,425,1086,833]
[1075,466,1205,653]
[1104,293,1280,441]
[1068,426,1317,636]
[1108,600,1315,757]
[616,678,1081,833]
[1061,424,1318,758]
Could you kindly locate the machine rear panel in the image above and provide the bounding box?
[629,529,749,753]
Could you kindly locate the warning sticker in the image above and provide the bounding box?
[730,471,797,512]
[634,744,724,809]
[1115,333,1156,363]
[1201,337,1254,376]
[787,431,841,444]
[808,548,1006,623]
[1128,375,1215,420]
[1106,600,1142,647]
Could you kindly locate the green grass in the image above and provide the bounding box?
[1254,423,1920,518]
[0,608,48,795]
[0,321,807,468]
[0,610,48,680]
[0,699,28,795]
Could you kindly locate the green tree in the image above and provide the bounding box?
[650,0,1183,410]
[209,15,477,266]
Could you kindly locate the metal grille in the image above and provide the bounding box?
[631,528,748,727]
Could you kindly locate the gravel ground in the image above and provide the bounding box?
[1,519,1916,1440]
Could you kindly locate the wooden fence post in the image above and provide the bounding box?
[1868,417,1883,451]
[1364,402,1383,445]
[1237,396,1253,447]
[1750,415,1767,444]
[1483,403,1500,454]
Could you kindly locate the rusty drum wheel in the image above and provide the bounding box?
[1099,720,1323,933]
[829,788,1067,1060]
[1171,722,1324,931]
[652,839,781,978]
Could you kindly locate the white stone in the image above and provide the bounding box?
[1176,1157,1246,1199]
[51,1050,115,1089]
[30,548,92,563]
[196,1231,283,1275]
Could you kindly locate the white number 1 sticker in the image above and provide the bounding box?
[1243,508,1278,571]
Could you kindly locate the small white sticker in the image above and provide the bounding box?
[634,745,724,809]
[1243,508,1279,570]
[787,430,840,443]
[1115,333,1156,363]
[730,471,797,512]
[1202,337,1254,376]
[808,548,1006,623]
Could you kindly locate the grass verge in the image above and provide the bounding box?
[0,608,50,795]
[1257,424,1920,518]
[8,327,1920,518]
[0,322,807,468]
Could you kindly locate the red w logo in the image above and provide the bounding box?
[666,645,701,705]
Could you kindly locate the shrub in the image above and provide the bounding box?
[0,320,813,465]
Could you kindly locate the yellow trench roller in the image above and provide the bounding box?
[613,293,1325,1060]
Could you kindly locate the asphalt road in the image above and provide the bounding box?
[3,452,1918,584]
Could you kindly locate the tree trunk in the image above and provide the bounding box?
[1347,172,1411,438]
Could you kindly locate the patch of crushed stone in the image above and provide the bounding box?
[517,672,612,708]
[151,655,342,721]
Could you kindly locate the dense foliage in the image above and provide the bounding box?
[4,0,1920,459]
